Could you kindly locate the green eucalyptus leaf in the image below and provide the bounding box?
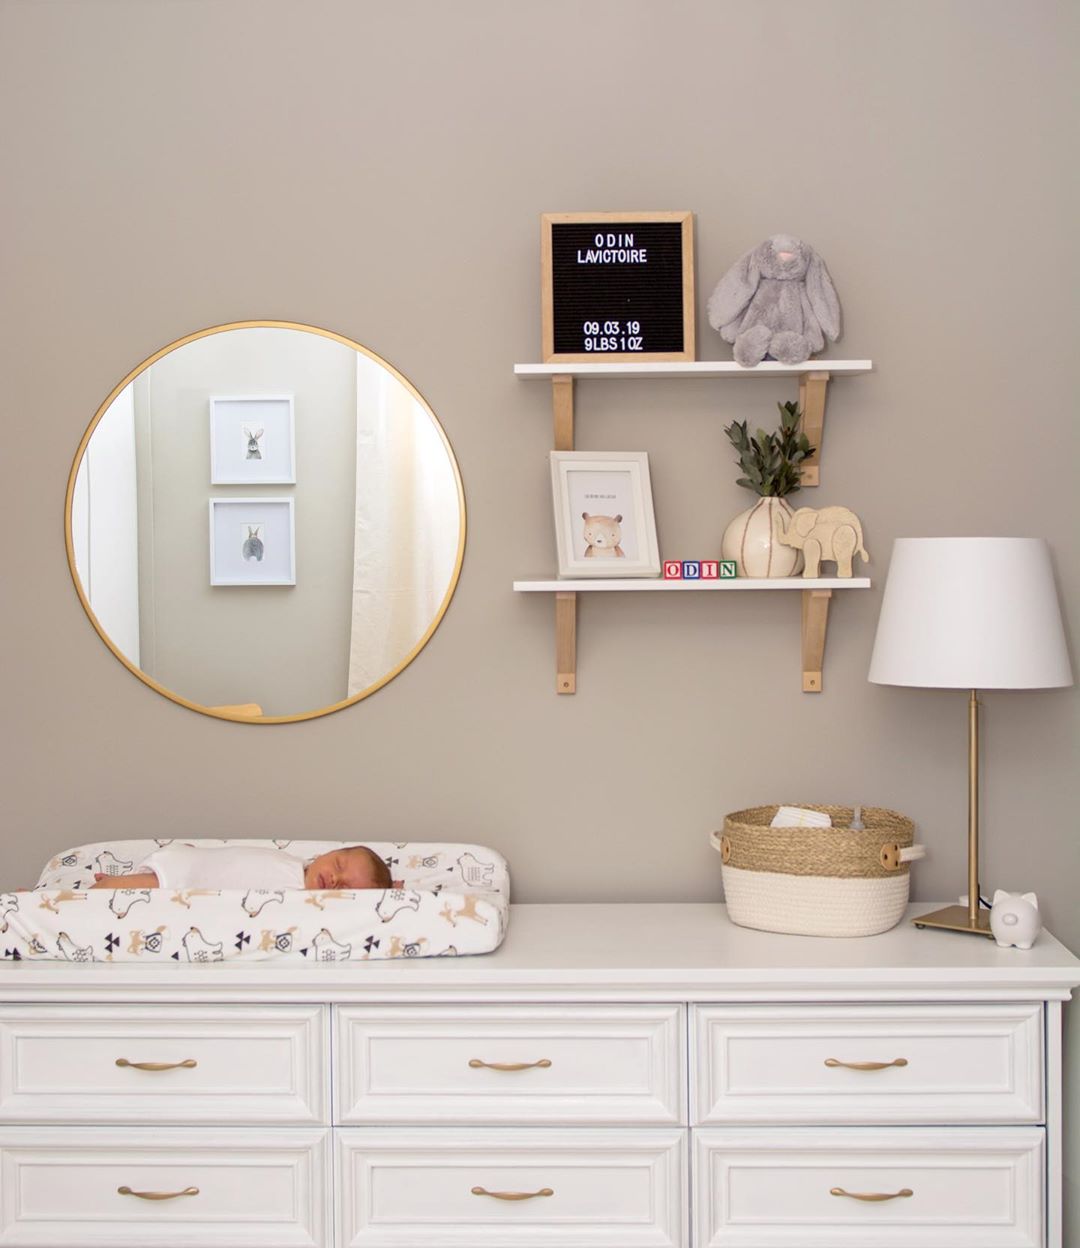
[725,399,814,496]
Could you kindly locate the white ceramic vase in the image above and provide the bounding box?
[721,496,804,578]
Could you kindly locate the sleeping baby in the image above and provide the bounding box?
[88,843,393,892]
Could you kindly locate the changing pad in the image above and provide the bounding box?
[0,839,509,963]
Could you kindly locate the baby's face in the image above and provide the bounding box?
[304,848,379,891]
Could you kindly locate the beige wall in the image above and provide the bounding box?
[131,328,358,716]
[1,0,1076,1229]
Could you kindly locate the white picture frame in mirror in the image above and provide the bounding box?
[210,395,296,484]
[209,497,296,586]
[550,450,661,578]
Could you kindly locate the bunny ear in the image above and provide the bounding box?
[805,250,841,340]
[707,245,762,334]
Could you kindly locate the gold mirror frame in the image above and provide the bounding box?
[65,320,466,724]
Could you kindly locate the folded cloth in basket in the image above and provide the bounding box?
[0,838,509,963]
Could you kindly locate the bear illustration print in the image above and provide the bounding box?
[582,513,625,558]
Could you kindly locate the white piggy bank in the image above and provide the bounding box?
[989,890,1041,950]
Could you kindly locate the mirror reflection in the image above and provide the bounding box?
[68,323,464,722]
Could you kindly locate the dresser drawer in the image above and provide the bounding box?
[337,1127,685,1247]
[693,1004,1042,1124]
[334,1004,684,1124]
[0,1005,328,1124]
[0,1127,328,1247]
[694,1127,1044,1247]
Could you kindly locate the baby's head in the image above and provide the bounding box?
[303,845,392,891]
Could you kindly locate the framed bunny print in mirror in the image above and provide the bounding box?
[66,322,465,723]
[209,395,296,484]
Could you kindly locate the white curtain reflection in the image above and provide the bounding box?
[71,382,141,667]
[347,354,459,695]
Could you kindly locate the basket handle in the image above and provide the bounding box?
[710,830,733,863]
[880,843,926,870]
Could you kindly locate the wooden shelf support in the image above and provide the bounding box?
[552,374,574,451]
[552,376,578,692]
[555,591,577,694]
[797,370,830,487]
[801,588,833,693]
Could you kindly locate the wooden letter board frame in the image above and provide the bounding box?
[541,211,695,364]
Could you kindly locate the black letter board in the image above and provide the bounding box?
[541,211,695,363]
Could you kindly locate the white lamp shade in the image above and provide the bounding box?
[869,538,1073,689]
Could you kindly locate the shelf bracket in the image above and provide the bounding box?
[552,376,578,692]
[555,592,577,694]
[801,588,832,692]
[797,370,830,487]
[552,374,574,451]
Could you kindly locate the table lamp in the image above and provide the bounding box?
[868,537,1073,936]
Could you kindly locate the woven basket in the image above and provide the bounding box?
[711,804,922,938]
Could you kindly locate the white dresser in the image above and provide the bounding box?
[0,902,1076,1247]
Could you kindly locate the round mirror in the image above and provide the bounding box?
[66,322,465,723]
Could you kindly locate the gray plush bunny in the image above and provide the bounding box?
[707,234,840,367]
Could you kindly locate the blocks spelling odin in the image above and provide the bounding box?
[663,560,735,579]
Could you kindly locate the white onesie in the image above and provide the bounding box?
[141,844,306,890]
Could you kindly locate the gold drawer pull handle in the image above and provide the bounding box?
[831,1186,913,1202]
[468,1058,552,1072]
[118,1185,199,1201]
[824,1057,908,1071]
[116,1058,198,1071]
[471,1186,554,1201]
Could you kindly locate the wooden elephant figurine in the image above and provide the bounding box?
[773,505,869,578]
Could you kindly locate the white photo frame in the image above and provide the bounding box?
[550,451,661,578]
[210,396,296,484]
[209,498,296,586]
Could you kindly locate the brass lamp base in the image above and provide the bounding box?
[912,904,993,938]
[911,691,995,941]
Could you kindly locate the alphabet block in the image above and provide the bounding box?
[701,561,719,579]
[663,561,683,580]
[682,561,701,579]
[719,561,737,578]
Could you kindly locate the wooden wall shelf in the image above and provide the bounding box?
[514,577,870,593]
[515,360,874,695]
[517,358,871,487]
[514,579,869,694]
[514,360,872,379]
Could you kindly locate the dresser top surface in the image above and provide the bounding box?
[0,903,1076,1003]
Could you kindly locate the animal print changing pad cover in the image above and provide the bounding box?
[0,839,509,963]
